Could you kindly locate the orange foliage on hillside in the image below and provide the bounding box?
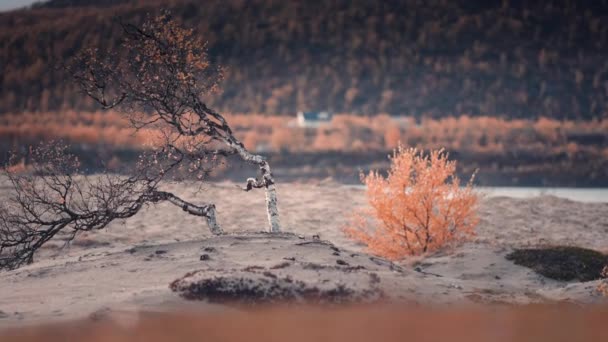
[1,111,607,160]
[383,126,401,149]
[3,0,608,119]
[345,147,478,259]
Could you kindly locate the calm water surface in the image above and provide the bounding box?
[349,185,608,203]
[476,187,608,203]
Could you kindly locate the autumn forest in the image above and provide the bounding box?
[1,0,607,186]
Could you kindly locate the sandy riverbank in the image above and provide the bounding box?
[0,180,607,327]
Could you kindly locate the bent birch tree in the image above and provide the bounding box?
[0,12,280,270]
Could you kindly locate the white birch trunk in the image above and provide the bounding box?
[203,205,222,235]
[229,141,281,233]
[264,181,280,233]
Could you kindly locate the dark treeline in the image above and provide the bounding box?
[2,0,608,119]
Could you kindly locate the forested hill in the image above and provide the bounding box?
[2,0,608,119]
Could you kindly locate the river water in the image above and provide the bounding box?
[347,185,608,203]
[476,187,608,203]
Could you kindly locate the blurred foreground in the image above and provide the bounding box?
[2,305,608,342]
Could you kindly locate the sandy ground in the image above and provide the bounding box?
[0,180,607,328]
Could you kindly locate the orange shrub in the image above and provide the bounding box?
[345,147,478,259]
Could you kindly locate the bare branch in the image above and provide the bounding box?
[0,143,222,271]
[148,191,221,235]
[2,12,284,270]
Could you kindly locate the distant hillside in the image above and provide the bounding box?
[28,0,129,9]
[2,0,608,119]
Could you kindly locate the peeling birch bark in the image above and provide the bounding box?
[264,181,280,233]
[150,191,222,235]
[229,141,281,233]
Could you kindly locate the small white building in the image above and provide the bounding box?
[390,115,411,128]
[295,111,333,128]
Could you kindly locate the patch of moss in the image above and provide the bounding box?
[506,246,608,282]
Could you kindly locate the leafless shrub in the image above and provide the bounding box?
[0,142,222,270]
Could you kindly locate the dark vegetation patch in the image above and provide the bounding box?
[369,257,404,273]
[70,239,112,248]
[301,262,366,272]
[506,246,608,282]
[262,271,277,279]
[243,265,265,272]
[169,272,383,305]
[270,262,291,270]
